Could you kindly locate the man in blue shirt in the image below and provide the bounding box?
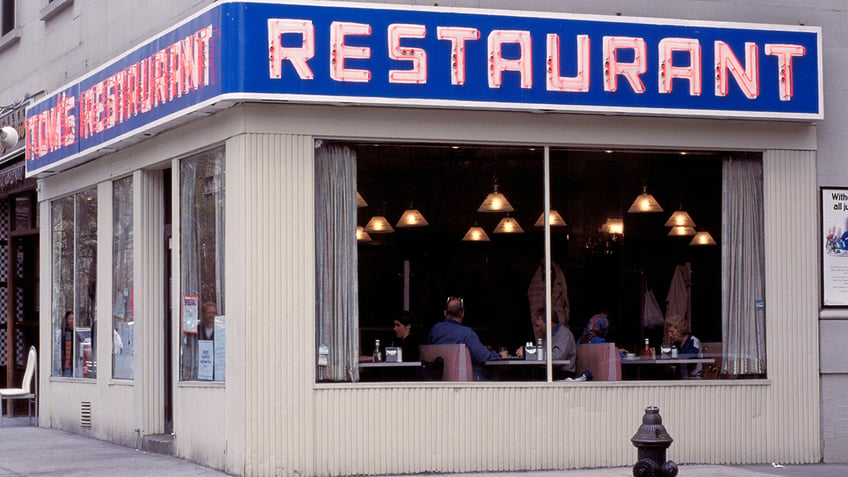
[428,297,506,379]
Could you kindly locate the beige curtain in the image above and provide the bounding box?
[721,155,766,375]
[315,142,359,382]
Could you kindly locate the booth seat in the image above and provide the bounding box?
[574,343,622,381]
[418,344,473,381]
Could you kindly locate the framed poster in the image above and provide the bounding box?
[822,188,848,306]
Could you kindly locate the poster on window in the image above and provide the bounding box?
[182,296,199,333]
[822,188,848,306]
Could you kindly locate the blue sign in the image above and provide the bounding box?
[26,1,822,176]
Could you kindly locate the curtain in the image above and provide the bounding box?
[721,156,766,375]
[315,142,358,382]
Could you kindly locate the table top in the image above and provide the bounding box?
[484,359,571,366]
[359,361,422,368]
[620,357,715,365]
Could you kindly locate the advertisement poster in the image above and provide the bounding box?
[822,188,848,306]
[197,340,214,380]
[182,296,199,333]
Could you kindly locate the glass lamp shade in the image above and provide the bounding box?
[364,215,394,233]
[462,226,491,242]
[627,186,664,213]
[396,208,429,227]
[478,185,514,212]
[690,231,717,246]
[534,210,567,227]
[602,217,624,235]
[356,226,372,242]
[493,216,524,234]
[667,225,697,236]
[356,192,368,208]
[665,210,695,227]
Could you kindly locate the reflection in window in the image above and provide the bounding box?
[180,146,225,381]
[316,142,765,383]
[51,188,98,378]
[112,177,134,379]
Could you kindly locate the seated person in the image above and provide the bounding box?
[428,297,507,380]
[666,314,702,379]
[577,313,609,344]
[391,312,419,362]
[516,308,576,377]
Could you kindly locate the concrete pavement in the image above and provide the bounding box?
[2,416,848,476]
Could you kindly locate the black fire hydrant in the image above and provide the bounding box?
[631,406,678,477]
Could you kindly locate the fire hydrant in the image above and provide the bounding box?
[631,406,678,477]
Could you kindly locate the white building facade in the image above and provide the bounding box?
[1,1,847,476]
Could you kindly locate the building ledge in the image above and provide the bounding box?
[40,0,74,22]
[0,28,20,53]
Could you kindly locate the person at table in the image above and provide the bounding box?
[428,297,507,379]
[577,313,609,344]
[666,313,703,379]
[516,308,577,377]
[391,312,419,362]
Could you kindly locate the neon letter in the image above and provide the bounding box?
[388,24,427,84]
[268,19,315,80]
[330,21,372,83]
[603,36,647,93]
[765,43,805,101]
[658,38,702,95]
[488,30,532,89]
[437,27,480,85]
[715,41,759,99]
[546,34,590,92]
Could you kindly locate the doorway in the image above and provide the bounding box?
[163,169,173,434]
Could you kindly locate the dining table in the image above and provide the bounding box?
[484,358,572,381]
[621,356,715,379]
[358,361,424,381]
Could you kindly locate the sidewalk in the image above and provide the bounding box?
[2,416,848,477]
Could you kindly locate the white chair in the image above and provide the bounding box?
[0,346,37,426]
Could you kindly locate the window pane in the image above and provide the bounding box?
[112,177,134,379]
[179,146,225,381]
[51,188,98,379]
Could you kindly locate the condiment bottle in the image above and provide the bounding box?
[373,339,382,362]
[537,338,544,361]
[643,338,650,359]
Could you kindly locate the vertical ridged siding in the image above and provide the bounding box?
[136,169,166,433]
[235,141,819,476]
[232,134,315,477]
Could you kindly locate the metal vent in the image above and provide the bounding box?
[80,401,92,428]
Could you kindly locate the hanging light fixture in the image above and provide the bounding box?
[665,205,695,227]
[396,203,429,228]
[627,184,664,213]
[493,215,524,234]
[690,231,717,246]
[668,226,697,236]
[478,182,514,213]
[364,215,394,233]
[356,192,368,208]
[462,224,491,242]
[356,226,372,242]
[601,217,624,236]
[534,210,567,227]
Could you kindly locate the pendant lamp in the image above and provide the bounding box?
[601,217,624,236]
[478,184,514,213]
[628,185,664,213]
[356,226,372,242]
[364,215,394,233]
[534,210,567,227]
[493,215,524,234]
[462,224,491,242]
[356,192,368,208]
[690,231,717,246]
[667,226,697,236]
[665,208,695,227]
[396,203,429,228]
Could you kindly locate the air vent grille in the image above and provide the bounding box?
[80,401,92,428]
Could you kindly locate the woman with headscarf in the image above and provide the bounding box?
[577,313,609,344]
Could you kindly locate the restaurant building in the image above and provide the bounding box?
[1,0,847,475]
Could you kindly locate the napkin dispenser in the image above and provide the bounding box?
[385,346,402,362]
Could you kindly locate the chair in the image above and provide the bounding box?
[418,344,473,381]
[574,343,622,381]
[0,346,37,426]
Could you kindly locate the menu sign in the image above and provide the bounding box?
[822,188,848,306]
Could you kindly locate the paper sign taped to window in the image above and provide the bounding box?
[182,296,198,333]
[198,339,214,380]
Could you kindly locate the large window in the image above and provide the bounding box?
[112,176,134,379]
[316,141,766,383]
[51,188,97,378]
[179,146,225,381]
